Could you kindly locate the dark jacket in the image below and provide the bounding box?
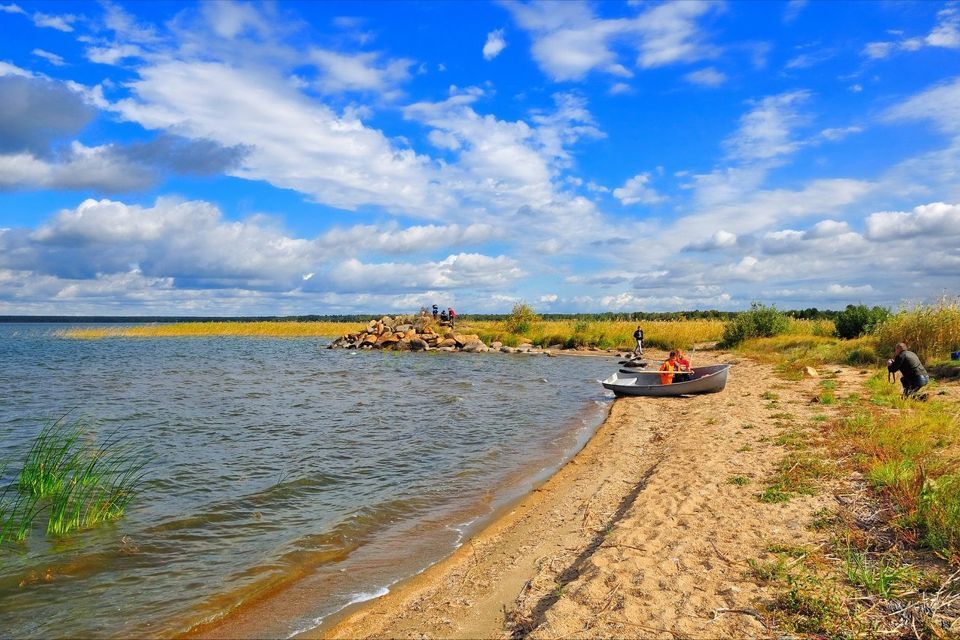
[633,329,643,340]
[888,350,928,385]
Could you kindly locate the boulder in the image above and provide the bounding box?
[438,346,457,352]
[804,366,819,378]
[517,343,533,353]
[409,338,427,351]
[380,316,393,326]
[454,334,481,347]
[439,338,458,348]
[378,334,399,346]
[501,346,517,353]
[491,341,503,350]
[404,330,417,340]
[444,330,457,339]
[462,340,488,353]
[395,324,413,334]
[360,334,378,346]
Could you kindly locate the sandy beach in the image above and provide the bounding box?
[281,349,842,639]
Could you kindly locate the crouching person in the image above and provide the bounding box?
[887,342,929,398]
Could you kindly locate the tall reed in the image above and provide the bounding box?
[19,417,85,498]
[874,296,960,362]
[60,321,364,339]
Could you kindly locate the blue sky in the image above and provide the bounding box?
[1,0,959,315]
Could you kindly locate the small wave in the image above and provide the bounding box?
[285,586,391,638]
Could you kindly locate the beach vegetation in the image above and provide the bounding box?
[720,303,790,347]
[727,475,750,486]
[841,545,916,597]
[504,303,539,335]
[834,304,891,339]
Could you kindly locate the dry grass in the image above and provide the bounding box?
[59,321,364,339]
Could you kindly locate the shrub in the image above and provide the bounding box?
[721,303,790,346]
[834,305,891,339]
[504,302,540,335]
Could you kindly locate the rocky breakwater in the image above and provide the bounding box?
[327,315,553,355]
[327,315,493,353]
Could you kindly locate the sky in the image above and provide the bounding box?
[1,0,959,316]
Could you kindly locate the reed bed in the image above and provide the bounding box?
[462,319,726,350]
[874,297,960,363]
[60,321,365,339]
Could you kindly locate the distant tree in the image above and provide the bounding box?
[505,302,540,334]
[720,303,790,346]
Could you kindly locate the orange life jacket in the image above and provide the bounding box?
[659,360,677,384]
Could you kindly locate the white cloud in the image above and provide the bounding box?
[724,91,810,162]
[684,66,726,87]
[819,125,863,141]
[32,12,77,32]
[31,48,65,66]
[506,0,720,81]
[863,8,960,59]
[883,76,960,135]
[483,29,507,60]
[326,253,522,293]
[865,202,960,242]
[310,49,413,95]
[0,4,26,14]
[612,173,666,205]
[684,230,738,251]
[317,222,499,254]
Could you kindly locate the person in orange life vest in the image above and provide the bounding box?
[659,351,679,384]
[674,349,693,382]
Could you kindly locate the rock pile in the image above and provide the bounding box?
[328,314,492,352]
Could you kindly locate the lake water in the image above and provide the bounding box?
[0,324,616,638]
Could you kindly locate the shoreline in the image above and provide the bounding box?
[312,350,837,639]
[184,354,618,639]
[191,348,837,639]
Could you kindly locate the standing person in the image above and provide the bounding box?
[887,342,929,397]
[632,325,644,355]
[675,349,692,382]
[432,304,438,320]
[659,351,679,385]
[448,307,456,328]
[440,308,448,323]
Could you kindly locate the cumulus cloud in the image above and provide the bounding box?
[325,253,522,294]
[684,230,738,252]
[612,173,666,205]
[483,29,507,60]
[865,202,960,241]
[316,222,500,254]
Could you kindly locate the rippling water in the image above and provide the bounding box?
[0,324,615,638]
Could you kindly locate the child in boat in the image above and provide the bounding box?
[659,351,679,384]
[675,349,692,382]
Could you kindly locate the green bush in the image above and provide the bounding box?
[834,304,891,339]
[504,302,540,335]
[721,303,790,346]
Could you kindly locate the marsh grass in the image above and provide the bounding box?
[466,318,726,351]
[841,545,916,597]
[739,334,881,379]
[19,418,85,498]
[60,321,364,339]
[874,296,960,363]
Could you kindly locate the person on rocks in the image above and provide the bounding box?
[432,304,438,320]
[887,342,929,398]
[632,325,644,355]
[440,308,449,323]
[448,307,456,328]
[659,351,679,385]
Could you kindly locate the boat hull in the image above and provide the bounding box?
[602,364,731,397]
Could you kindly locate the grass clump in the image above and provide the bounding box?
[720,303,790,347]
[841,545,916,598]
[1,418,146,543]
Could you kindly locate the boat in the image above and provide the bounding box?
[602,363,731,397]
